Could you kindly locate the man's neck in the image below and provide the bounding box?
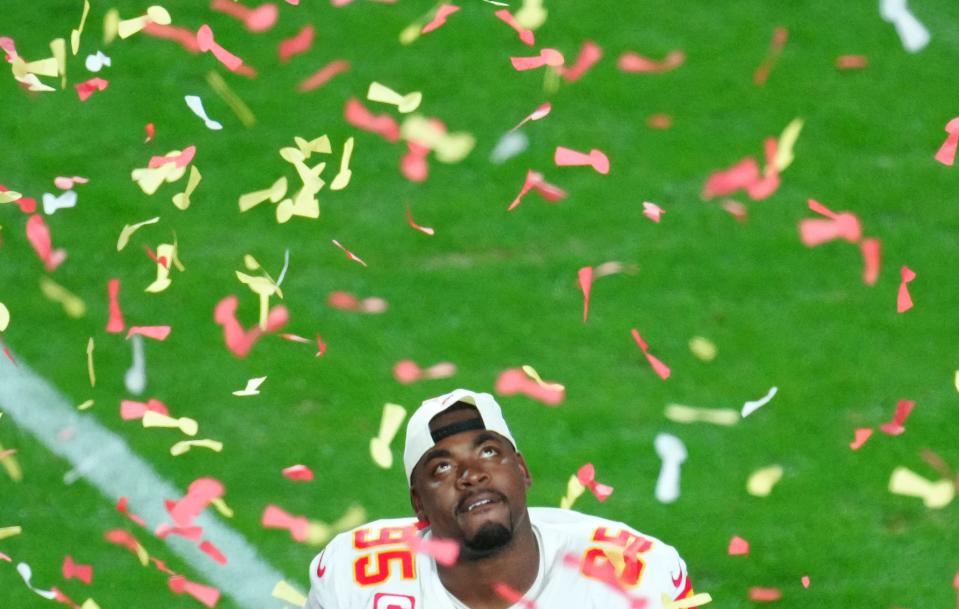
[437,520,539,609]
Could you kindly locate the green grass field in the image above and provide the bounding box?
[2,0,958,607]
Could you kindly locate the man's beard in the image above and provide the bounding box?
[464,521,513,555]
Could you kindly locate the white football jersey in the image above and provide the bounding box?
[306,507,695,609]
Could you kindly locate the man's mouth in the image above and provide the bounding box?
[458,492,503,514]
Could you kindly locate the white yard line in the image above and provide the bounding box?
[0,355,298,609]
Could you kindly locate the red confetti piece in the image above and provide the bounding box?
[728,535,750,556]
[327,291,387,313]
[703,139,780,201]
[879,399,915,435]
[849,427,873,450]
[493,582,537,609]
[299,60,350,92]
[53,587,80,608]
[261,504,309,541]
[836,54,868,69]
[149,145,196,169]
[126,326,171,341]
[745,138,780,199]
[211,0,278,32]
[198,540,227,565]
[799,199,862,246]
[155,524,203,540]
[75,77,108,101]
[554,146,609,174]
[494,10,534,46]
[143,244,168,269]
[642,201,665,223]
[104,529,144,555]
[860,238,881,285]
[748,587,783,602]
[213,295,288,358]
[897,266,916,313]
[561,552,648,608]
[753,26,788,86]
[577,463,614,502]
[169,575,221,608]
[196,24,244,72]
[646,113,673,129]
[117,496,147,527]
[26,215,67,272]
[343,97,400,141]
[120,398,170,420]
[401,142,430,182]
[143,23,202,53]
[578,266,593,322]
[62,556,92,585]
[144,123,155,142]
[507,169,567,211]
[332,239,367,267]
[560,41,602,82]
[405,204,435,235]
[106,278,125,333]
[801,575,810,588]
[315,334,327,357]
[167,478,225,527]
[282,464,314,481]
[495,367,565,406]
[421,4,460,34]
[630,329,671,380]
[278,24,314,62]
[935,117,959,166]
[618,49,684,73]
[402,528,459,566]
[510,101,552,132]
[511,48,565,71]
[393,359,456,383]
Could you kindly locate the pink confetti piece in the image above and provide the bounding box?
[578,266,593,322]
[62,556,92,585]
[196,24,244,72]
[800,199,862,246]
[728,535,750,556]
[401,142,430,182]
[213,295,288,358]
[332,239,367,267]
[707,158,762,198]
[75,77,108,101]
[105,278,125,333]
[261,504,309,541]
[722,199,748,222]
[630,329,671,380]
[642,201,665,223]
[168,575,221,608]
[560,41,602,82]
[402,528,459,566]
[836,54,868,69]
[315,334,327,357]
[117,496,147,527]
[577,463,614,502]
[53,587,80,607]
[120,398,170,420]
[282,464,314,481]
[126,325,171,341]
[278,25,314,62]
[144,122,155,142]
[211,0,278,32]
[646,113,673,129]
[618,49,684,73]
[0,552,10,562]
[421,4,460,34]
[850,427,873,450]
[753,26,788,86]
[935,117,959,166]
[554,146,609,174]
[299,60,350,92]
[495,367,565,406]
[494,10,534,46]
[744,137,780,199]
[149,145,196,169]
[493,582,537,609]
[143,23,202,53]
[511,101,552,132]
[507,169,567,211]
[801,575,810,588]
[510,48,565,71]
[879,399,915,435]
[343,97,400,141]
[897,266,916,313]
[155,524,204,540]
[860,238,881,285]
[104,529,144,555]
[167,478,225,527]
[53,176,88,190]
[748,587,782,602]
[26,215,67,272]
[392,360,456,383]
[405,204,435,235]
[198,540,227,565]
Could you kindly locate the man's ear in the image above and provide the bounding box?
[410,483,427,522]
[516,452,533,489]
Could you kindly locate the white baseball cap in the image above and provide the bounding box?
[403,388,517,483]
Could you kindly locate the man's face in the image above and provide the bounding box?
[410,407,532,556]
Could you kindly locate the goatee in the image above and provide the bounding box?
[465,521,513,554]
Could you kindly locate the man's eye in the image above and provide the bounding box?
[433,463,451,475]
[480,446,498,457]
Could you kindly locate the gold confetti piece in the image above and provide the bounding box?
[102,8,119,44]
[276,185,321,223]
[305,504,367,546]
[367,81,422,114]
[559,474,586,509]
[664,404,739,426]
[233,376,267,396]
[86,337,95,387]
[0,302,9,331]
[521,365,565,391]
[77,399,94,411]
[206,71,256,127]
[50,38,66,89]
[954,370,958,393]
[239,177,287,212]
[0,525,22,540]
[71,0,91,54]
[236,265,282,329]
[80,599,101,609]
[172,165,202,210]
[0,442,23,482]
[294,135,331,157]
[170,439,224,456]
[515,0,547,30]
[145,241,185,293]
[0,191,22,204]
[747,465,784,497]
[330,137,354,191]
[39,277,86,318]
[12,56,59,78]
[117,216,160,251]
[773,118,804,173]
[889,466,955,508]
[400,115,475,163]
[688,336,717,361]
[370,403,407,469]
[272,581,306,607]
[662,592,713,609]
[118,5,171,39]
[142,410,199,436]
[211,497,233,518]
[131,153,188,195]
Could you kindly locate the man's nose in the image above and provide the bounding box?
[456,462,490,487]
